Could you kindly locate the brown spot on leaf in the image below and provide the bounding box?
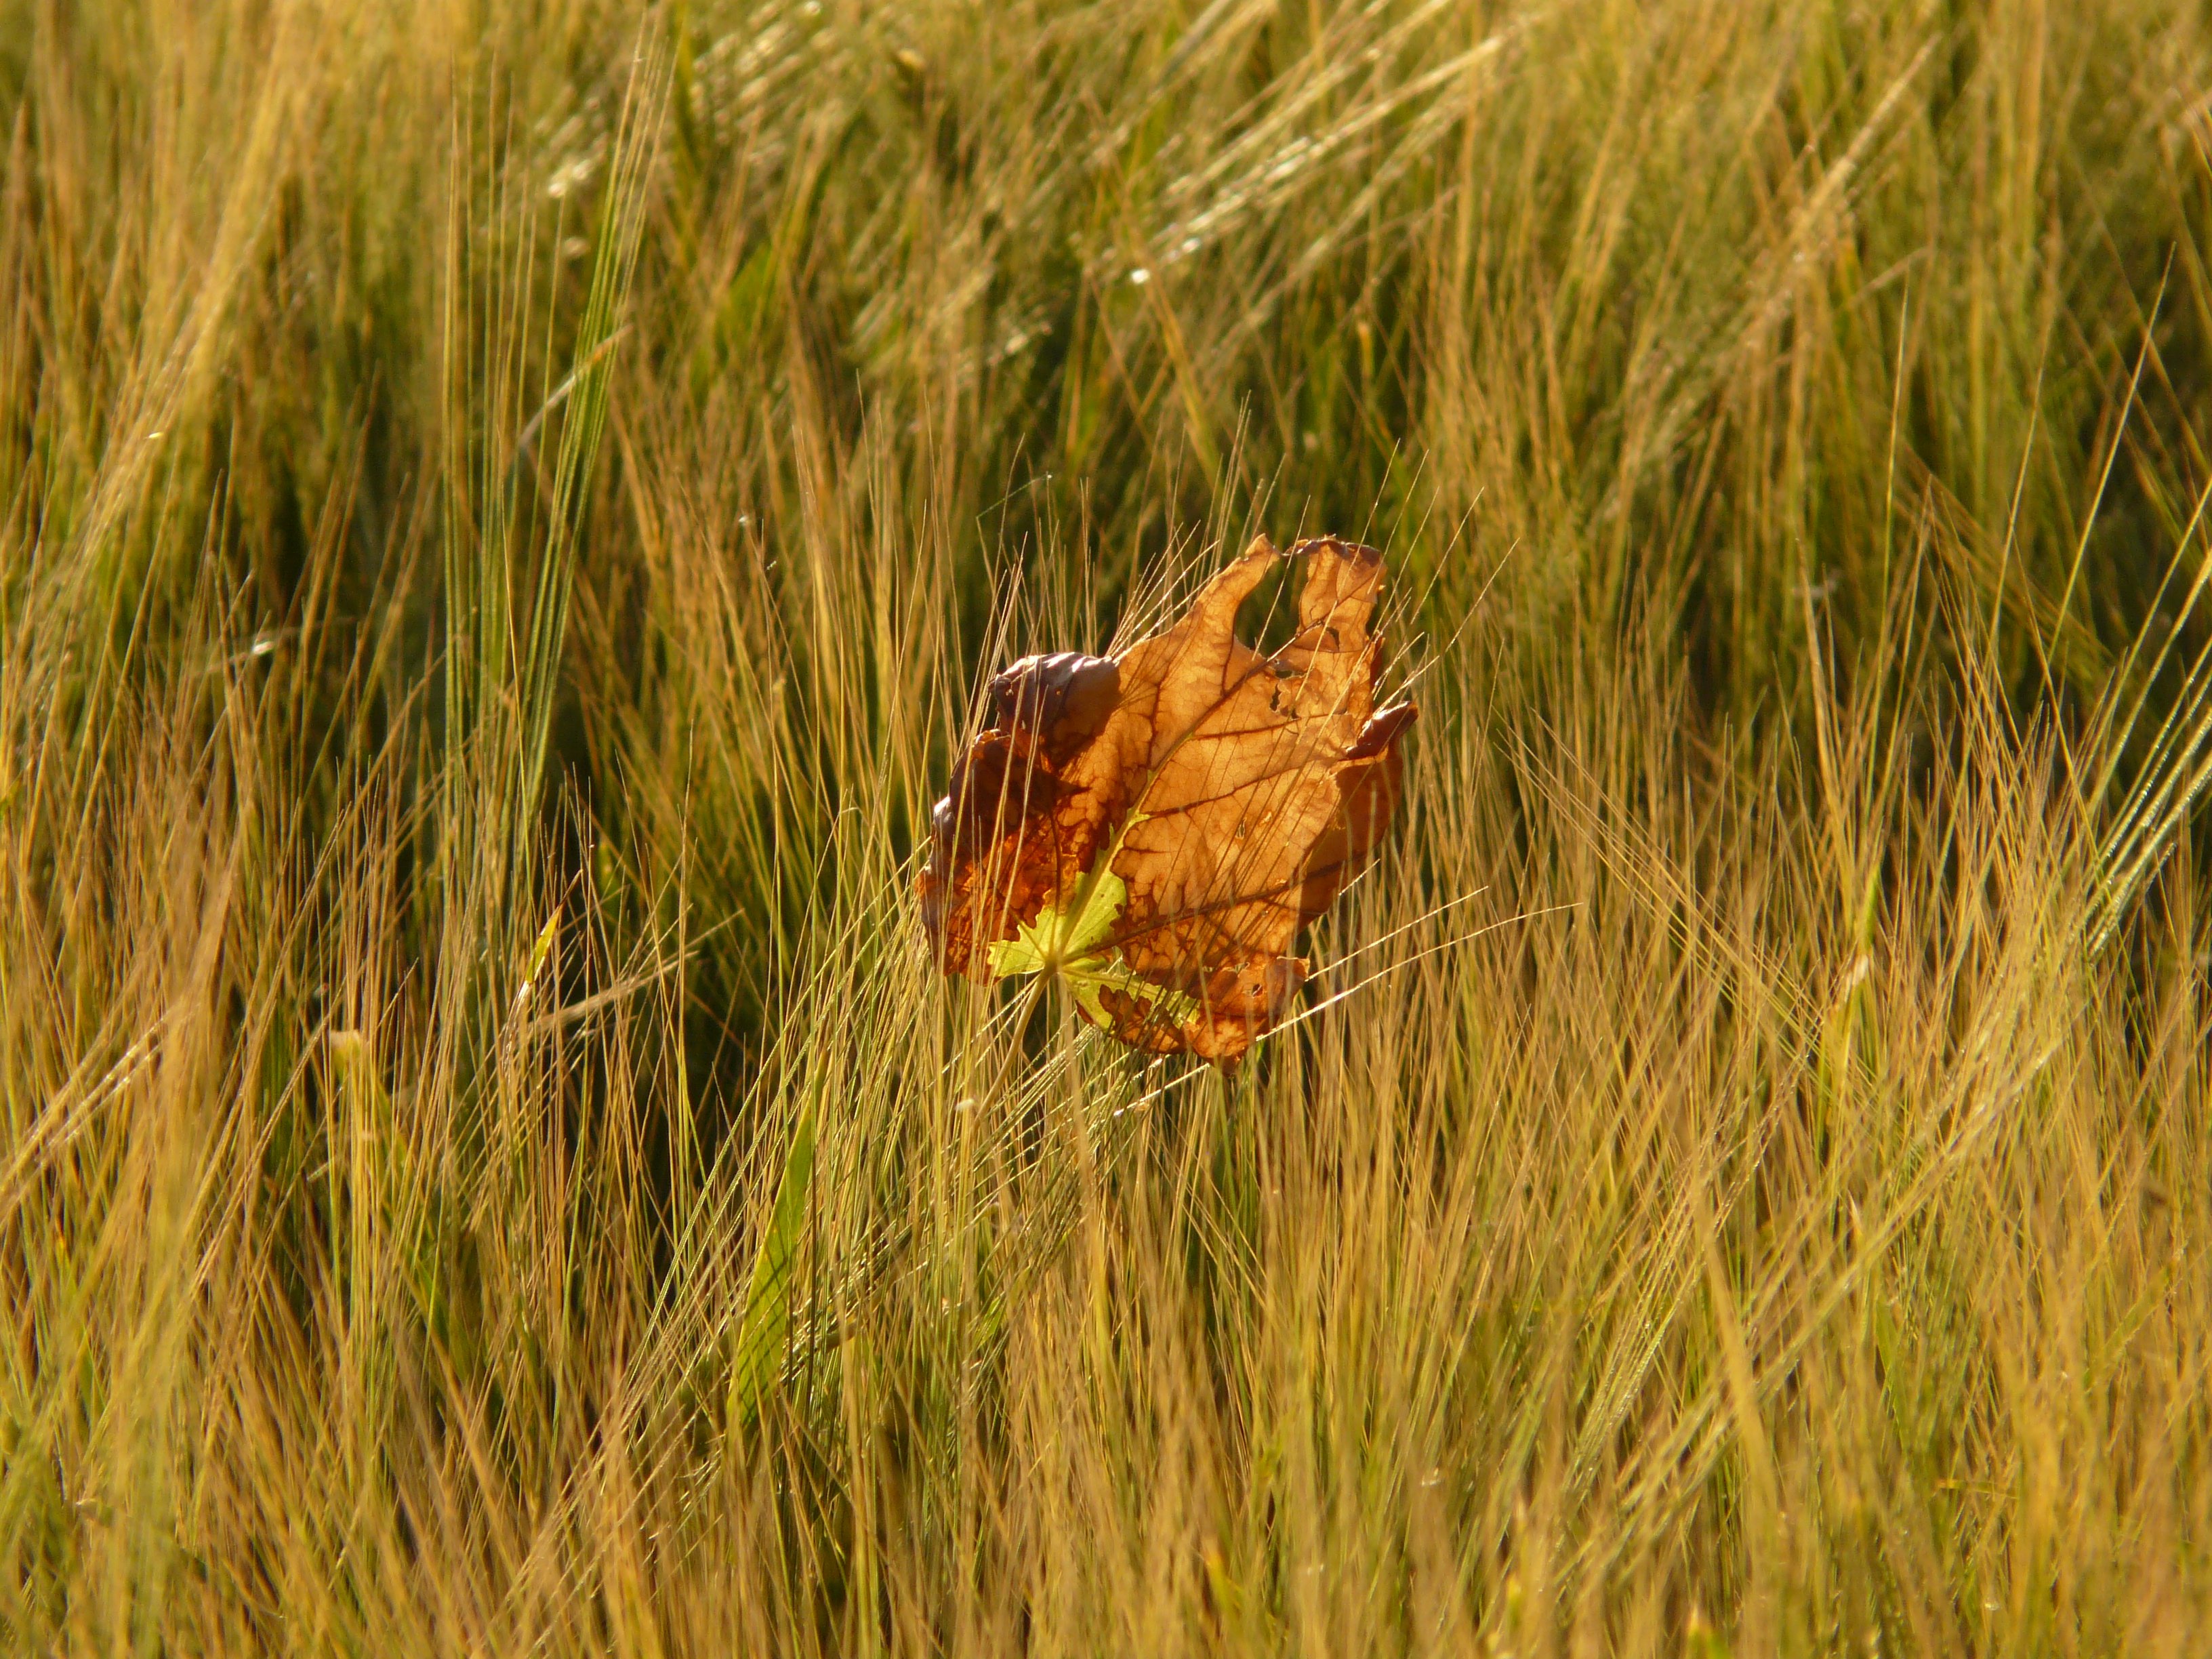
[918,651,1124,977]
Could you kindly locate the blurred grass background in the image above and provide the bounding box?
[4,0,2212,1651]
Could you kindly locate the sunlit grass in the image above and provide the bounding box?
[3,1,2211,1652]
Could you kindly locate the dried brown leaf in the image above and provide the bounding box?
[919,535,1416,1065]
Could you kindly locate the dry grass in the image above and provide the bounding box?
[5,1,2212,1652]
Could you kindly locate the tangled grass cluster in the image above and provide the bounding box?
[3,2,2211,1652]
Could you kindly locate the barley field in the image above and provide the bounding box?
[5,1,2212,1653]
